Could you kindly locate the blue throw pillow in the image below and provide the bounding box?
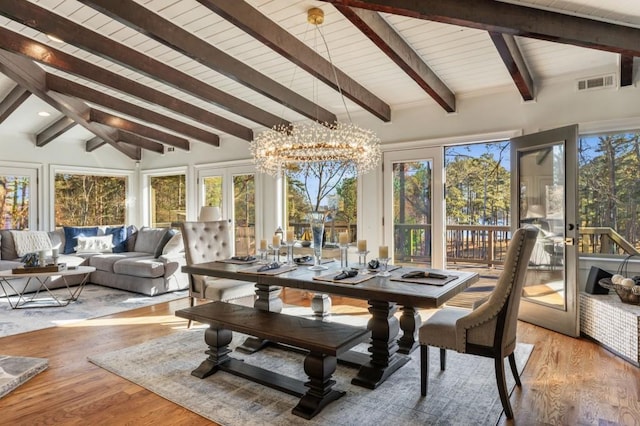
[63,226,99,254]
[105,226,127,253]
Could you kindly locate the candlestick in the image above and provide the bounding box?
[379,245,389,259]
[357,239,367,252]
[339,232,349,245]
[286,229,295,243]
[260,239,267,251]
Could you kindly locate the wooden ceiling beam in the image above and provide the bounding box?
[0,50,140,160]
[36,116,76,147]
[89,109,189,151]
[0,27,240,143]
[115,130,164,154]
[197,0,390,121]
[86,137,106,152]
[489,32,535,101]
[317,0,640,56]
[0,1,287,130]
[47,75,219,147]
[76,0,336,125]
[334,6,454,112]
[0,84,30,124]
[620,55,634,87]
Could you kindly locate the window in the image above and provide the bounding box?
[54,171,128,226]
[149,174,186,227]
[579,131,640,254]
[286,163,358,245]
[0,167,36,230]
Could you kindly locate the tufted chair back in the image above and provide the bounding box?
[180,220,232,298]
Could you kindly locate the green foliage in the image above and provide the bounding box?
[55,174,126,226]
[0,176,30,229]
[445,144,510,225]
[150,175,186,225]
[579,133,640,248]
[233,174,255,227]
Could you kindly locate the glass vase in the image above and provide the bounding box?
[308,211,328,270]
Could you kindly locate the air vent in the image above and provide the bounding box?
[167,147,175,152]
[577,74,615,91]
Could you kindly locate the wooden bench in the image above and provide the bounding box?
[175,301,371,419]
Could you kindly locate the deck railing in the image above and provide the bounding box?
[394,224,639,268]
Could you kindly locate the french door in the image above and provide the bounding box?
[511,125,579,337]
[198,164,258,256]
[382,148,445,269]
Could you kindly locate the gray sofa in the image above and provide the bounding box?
[0,226,188,297]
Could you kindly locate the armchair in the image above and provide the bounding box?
[419,226,538,419]
[180,220,256,327]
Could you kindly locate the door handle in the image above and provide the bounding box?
[564,237,574,246]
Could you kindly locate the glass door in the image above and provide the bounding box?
[511,125,579,337]
[383,148,445,269]
[198,164,258,256]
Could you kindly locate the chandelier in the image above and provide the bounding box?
[250,7,381,178]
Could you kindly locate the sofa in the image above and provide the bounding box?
[0,226,188,297]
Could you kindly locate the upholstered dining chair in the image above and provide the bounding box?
[180,220,257,328]
[419,226,538,419]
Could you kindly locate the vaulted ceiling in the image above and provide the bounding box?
[0,0,638,161]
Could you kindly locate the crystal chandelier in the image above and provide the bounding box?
[249,7,381,178]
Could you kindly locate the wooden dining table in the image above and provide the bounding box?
[182,260,478,389]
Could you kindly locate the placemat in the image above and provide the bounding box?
[216,257,258,265]
[312,272,375,285]
[237,264,297,275]
[390,274,458,286]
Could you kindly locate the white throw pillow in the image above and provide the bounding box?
[75,235,114,254]
[162,231,184,255]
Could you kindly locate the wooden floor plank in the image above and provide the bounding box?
[1,291,639,425]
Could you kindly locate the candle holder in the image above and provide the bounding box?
[339,243,349,269]
[270,245,280,263]
[285,241,295,266]
[377,257,391,277]
[357,250,369,270]
[257,248,269,264]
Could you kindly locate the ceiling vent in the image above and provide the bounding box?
[577,74,615,92]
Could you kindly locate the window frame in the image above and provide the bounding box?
[49,164,135,229]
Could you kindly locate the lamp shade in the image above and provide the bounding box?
[199,206,222,221]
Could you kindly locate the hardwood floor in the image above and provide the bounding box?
[1,290,639,425]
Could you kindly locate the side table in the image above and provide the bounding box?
[0,266,96,309]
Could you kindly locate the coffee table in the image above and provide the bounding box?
[0,266,95,309]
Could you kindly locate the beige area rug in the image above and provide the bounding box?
[89,310,534,425]
[0,284,188,338]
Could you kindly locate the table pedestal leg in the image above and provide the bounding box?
[191,326,233,379]
[311,293,331,317]
[398,306,421,354]
[237,283,282,353]
[351,300,409,389]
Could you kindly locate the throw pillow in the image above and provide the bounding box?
[63,226,99,254]
[154,228,177,258]
[105,226,127,253]
[75,235,114,254]
[162,231,184,255]
[133,227,169,254]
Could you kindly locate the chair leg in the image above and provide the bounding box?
[187,296,195,329]
[508,353,522,387]
[439,348,446,370]
[495,356,514,419]
[420,345,429,396]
